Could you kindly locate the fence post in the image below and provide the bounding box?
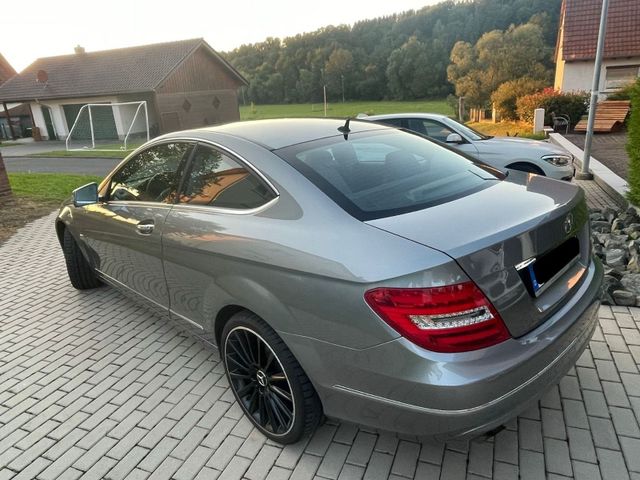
[533,108,545,134]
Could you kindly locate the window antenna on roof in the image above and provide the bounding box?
[337,118,351,140]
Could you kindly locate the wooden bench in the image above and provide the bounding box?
[574,100,631,133]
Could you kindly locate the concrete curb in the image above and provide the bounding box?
[549,133,629,208]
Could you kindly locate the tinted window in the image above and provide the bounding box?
[378,118,404,128]
[178,145,276,209]
[110,143,192,203]
[407,119,456,142]
[275,130,501,221]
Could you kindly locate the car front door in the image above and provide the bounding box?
[161,143,278,332]
[74,142,193,310]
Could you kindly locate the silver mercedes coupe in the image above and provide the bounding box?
[56,118,603,444]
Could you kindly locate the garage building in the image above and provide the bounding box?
[0,39,247,141]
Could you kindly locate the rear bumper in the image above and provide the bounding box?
[282,258,602,439]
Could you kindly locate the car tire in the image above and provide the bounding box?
[62,228,102,290]
[222,311,323,444]
[507,162,545,175]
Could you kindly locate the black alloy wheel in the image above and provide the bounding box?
[221,312,322,443]
[226,326,295,435]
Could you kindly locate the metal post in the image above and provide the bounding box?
[577,0,610,180]
[88,105,95,149]
[2,102,16,140]
[143,101,150,142]
[323,85,327,117]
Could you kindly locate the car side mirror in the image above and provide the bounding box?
[446,133,464,144]
[73,182,99,207]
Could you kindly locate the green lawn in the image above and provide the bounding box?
[469,121,546,140]
[8,173,103,205]
[240,99,453,120]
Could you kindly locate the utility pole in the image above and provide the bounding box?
[323,85,327,117]
[341,75,345,103]
[320,68,327,117]
[577,0,610,180]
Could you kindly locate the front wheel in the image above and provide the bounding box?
[62,228,102,290]
[507,162,545,175]
[221,312,322,444]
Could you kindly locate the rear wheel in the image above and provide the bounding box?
[221,311,322,443]
[62,228,102,290]
[507,162,545,175]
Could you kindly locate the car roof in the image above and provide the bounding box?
[364,113,450,121]
[186,118,391,150]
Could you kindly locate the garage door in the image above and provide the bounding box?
[63,104,118,141]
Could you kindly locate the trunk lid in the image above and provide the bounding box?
[367,173,590,337]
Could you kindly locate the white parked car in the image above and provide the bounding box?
[360,113,575,181]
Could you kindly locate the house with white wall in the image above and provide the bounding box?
[0,39,247,141]
[0,52,31,140]
[554,0,640,94]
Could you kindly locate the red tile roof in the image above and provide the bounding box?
[0,53,16,86]
[561,0,640,61]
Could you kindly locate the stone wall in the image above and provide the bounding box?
[592,206,640,306]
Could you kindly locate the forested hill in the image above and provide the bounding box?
[223,0,561,104]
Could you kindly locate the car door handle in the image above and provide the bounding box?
[136,220,155,235]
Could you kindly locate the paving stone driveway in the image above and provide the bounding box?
[1,213,639,480]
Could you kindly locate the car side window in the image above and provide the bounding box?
[178,145,276,209]
[379,118,404,128]
[408,119,456,142]
[109,143,192,203]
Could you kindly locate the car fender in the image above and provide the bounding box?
[202,273,298,338]
[504,158,545,171]
[56,207,74,245]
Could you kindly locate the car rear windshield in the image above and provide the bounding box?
[275,130,501,221]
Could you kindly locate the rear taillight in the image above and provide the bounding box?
[364,282,511,353]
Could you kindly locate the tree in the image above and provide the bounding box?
[296,69,315,103]
[386,36,449,100]
[223,0,562,103]
[491,77,547,120]
[447,22,552,107]
[324,48,354,101]
[0,152,15,206]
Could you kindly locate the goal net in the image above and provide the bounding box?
[65,101,150,152]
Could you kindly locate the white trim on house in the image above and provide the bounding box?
[555,56,640,94]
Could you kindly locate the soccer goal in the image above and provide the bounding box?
[65,101,150,152]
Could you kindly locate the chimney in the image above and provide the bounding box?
[74,45,85,55]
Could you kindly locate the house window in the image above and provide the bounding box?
[605,65,640,90]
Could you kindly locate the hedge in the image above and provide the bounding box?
[516,88,589,127]
[627,79,640,205]
[491,77,547,121]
